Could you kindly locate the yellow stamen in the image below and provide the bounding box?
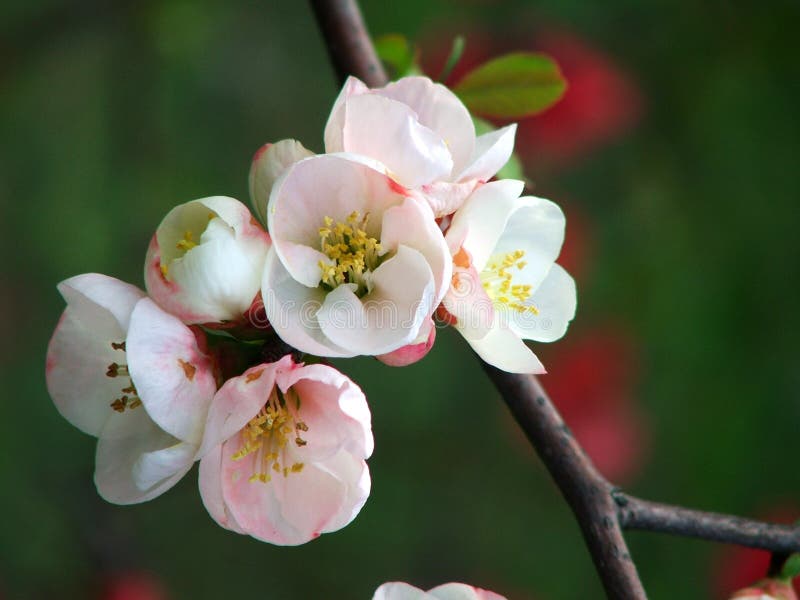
[481,250,540,315]
[317,211,382,295]
[176,230,197,252]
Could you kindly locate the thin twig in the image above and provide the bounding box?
[617,494,800,553]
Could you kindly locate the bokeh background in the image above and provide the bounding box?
[2,1,799,598]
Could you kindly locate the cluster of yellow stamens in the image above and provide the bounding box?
[160,213,216,278]
[232,387,308,484]
[106,342,142,413]
[317,211,382,295]
[481,250,539,314]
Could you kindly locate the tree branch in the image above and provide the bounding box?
[306,1,800,598]
[481,364,647,599]
[309,0,387,88]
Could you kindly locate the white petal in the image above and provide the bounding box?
[442,264,495,341]
[47,275,144,436]
[267,154,405,288]
[462,321,546,374]
[457,124,517,183]
[249,139,315,225]
[373,583,431,600]
[317,246,435,356]
[262,248,354,357]
[379,197,452,305]
[419,180,479,218]
[445,180,525,272]
[324,75,369,153]
[126,298,216,444]
[429,583,507,600]
[95,407,194,504]
[509,263,577,343]
[341,94,453,188]
[490,195,566,289]
[57,273,144,334]
[377,76,476,176]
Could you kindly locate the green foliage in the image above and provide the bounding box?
[453,52,566,118]
[437,35,465,82]
[781,553,800,581]
[374,33,418,79]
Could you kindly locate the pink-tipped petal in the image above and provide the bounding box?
[249,139,315,225]
[376,318,436,367]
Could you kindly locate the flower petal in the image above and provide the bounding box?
[324,75,369,153]
[199,358,292,457]
[126,298,216,444]
[509,263,577,343]
[376,317,436,367]
[457,124,517,183]
[46,275,145,436]
[268,154,405,288]
[95,407,194,504]
[317,246,435,356]
[373,583,431,600]
[445,180,525,272]
[429,583,507,600]
[462,320,546,374]
[199,444,245,534]
[379,196,452,305]
[341,93,453,188]
[376,76,476,176]
[491,195,566,290]
[249,139,315,225]
[262,248,354,357]
[419,180,479,218]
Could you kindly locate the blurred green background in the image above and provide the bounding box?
[2,1,799,598]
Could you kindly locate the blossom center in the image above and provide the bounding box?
[160,211,218,278]
[105,341,142,412]
[317,211,383,295]
[480,250,539,315]
[232,387,308,483]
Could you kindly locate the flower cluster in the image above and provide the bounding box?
[46,75,576,545]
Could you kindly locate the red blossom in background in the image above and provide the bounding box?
[100,573,168,600]
[537,327,649,483]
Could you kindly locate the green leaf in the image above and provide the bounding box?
[781,553,800,580]
[374,34,417,79]
[438,35,466,82]
[453,52,567,119]
[472,116,526,181]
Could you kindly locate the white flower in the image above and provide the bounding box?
[145,196,270,324]
[373,582,506,600]
[263,153,451,357]
[324,75,517,216]
[443,180,577,373]
[46,274,217,503]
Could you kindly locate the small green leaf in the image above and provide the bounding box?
[374,34,417,79]
[453,52,567,119]
[472,116,526,181]
[438,35,465,82]
[781,553,800,580]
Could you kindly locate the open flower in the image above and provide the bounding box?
[46,274,217,503]
[373,582,506,600]
[324,75,516,217]
[145,196,271,325]
[263,153,451,357]
[442,179,577,373]
[198,355,373,545]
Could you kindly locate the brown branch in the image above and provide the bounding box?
[617,494,800,553]
[306,1,800,597]
[309,0,388,88]
[481,364,648,599]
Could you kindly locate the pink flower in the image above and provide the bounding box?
[442,180,576,373]
[46,274,216,504]
[263,153,451,358]
[324,75,516,217]
[198,355,373,545]
[145,196,271,324]
[373,582,506,600]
